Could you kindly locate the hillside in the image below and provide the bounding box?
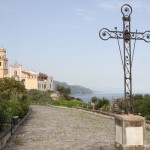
[53,80,93,95]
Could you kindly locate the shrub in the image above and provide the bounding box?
[0,78,29,130]
[145,115,150,120]
[90,97,110,110]
[133,94,150,116]
[0,102,9,131]
[112,94,150,118]
[51,98,83,108]
[27,89,52,104]
[0,78,27,101]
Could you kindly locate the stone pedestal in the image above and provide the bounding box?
[115,114,145,150]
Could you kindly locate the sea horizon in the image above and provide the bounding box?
[70,91,150,102]
[70,92,124,102]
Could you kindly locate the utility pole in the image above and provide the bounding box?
[99,4,150,114]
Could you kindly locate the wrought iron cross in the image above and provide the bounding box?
[99,4,150,114]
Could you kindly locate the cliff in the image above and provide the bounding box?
[53,80,93,95]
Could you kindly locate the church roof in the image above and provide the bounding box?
[25,70,39,75]
[22,70,48,78]
[10,61,22,68]
[22,71,33,76]
[22,70,38,76]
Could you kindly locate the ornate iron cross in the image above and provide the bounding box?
[99,4,150,114]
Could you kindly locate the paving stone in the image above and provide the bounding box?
[3,105,150,150]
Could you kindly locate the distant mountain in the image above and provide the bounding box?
[53,80,93,95]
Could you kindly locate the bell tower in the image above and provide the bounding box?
[0,48,8,78]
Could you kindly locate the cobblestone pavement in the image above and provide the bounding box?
[3,105,150,150]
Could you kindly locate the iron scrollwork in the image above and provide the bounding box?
[99,29,150,42]
[130,31,150,42]
[121,4,132,16]
[99,28,123,40]
[99,4,150,114]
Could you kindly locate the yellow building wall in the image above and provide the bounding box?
[25,77,38,90]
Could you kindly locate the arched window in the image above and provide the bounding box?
[14,70,17,76]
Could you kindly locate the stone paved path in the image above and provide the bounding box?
[3,105,150,150]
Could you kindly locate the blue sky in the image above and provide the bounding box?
[0,0,150,93]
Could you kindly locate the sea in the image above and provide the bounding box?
[70,93,124,102]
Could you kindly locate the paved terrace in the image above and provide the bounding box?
[3,105,150,150]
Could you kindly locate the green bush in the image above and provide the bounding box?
[0,102,9,131]
[0,78,27,101]
[89,97,110,110]
[51,98,83,108]
[0,78,29,130]
[145,115,150,120]
[112,94,150,118]
[133,94,150,116]
[27,89,52,104]
[82,103,93,109]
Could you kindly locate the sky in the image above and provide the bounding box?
[0,0,150,93]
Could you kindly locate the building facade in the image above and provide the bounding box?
[0,48,53,91]
[0,48,8,78]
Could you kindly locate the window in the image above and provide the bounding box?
[14,70,17,76]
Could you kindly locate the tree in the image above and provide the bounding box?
[91,97,99,103]
[0,78,27,101]
[56,85,71,97]
[133,94,143,101]
[112,98,125,111]
[90,97,110,110]
[0,78,29,130]
[133,94,150,116]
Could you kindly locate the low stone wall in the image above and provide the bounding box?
[77,108,115,120]
[31,103,115,120]
[30,103,150,124]
[146,123,150,130]
[0,109,32,149]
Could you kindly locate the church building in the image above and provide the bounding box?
[0,48,8,78]
[0,48,53,91]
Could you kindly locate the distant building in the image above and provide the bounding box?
[0,48,53,91]
[0,48,8,78]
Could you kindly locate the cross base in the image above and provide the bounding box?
[115,114,145,150]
